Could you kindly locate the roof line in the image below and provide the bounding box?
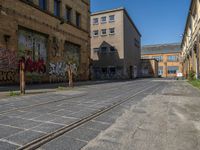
[91,7,124,15]
[142,43,181,48]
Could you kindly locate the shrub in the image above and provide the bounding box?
[188,70,196,81]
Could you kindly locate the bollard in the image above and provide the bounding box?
[20,61,25,95]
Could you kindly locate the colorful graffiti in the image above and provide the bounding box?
[49,62,67,77]
[0,71,16,81]
[18,57,46,73]
[0,48,18,69]
[49,62,77,77]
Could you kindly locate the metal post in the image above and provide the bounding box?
[20,61,25,95]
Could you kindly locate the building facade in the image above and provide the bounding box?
[140,59,158,78]
[0,0,90,84]
[142,43,182,78]
[181,0,200,79]
[90,7,141,80]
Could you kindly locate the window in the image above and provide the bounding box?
[109,67,116,74]
[39,0,47,10]
[102,67,108,74]
[152,56,163,62]
[76,12,81,27]
[110,46,115,52]
[167,55,177,62]
[54,0,60,17]
[101,47,107,53]
[158,66,163,75]
[93,48,99,52]
[167,66,179,74]
[93,30,99,36]
[65,6,72,22]
[109,15,115,22]
[101,16,107,23]
[101,29,107,35]
[109,28,115,35]
[93,18,99,25]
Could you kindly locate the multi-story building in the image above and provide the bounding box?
[90,7,141,80]
[0,0,90,84]
[181,0,200,79]
[142,43,182,78]
[140,59,158,78]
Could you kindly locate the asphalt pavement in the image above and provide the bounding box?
[0,79,199,150]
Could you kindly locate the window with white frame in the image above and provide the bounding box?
[109,28,115,35]
[109,15,115,22]
[93,30,99,36]
[101,16,107,23]
[167,55,177,62]
[101,29,107,35]
[93,18,99,25]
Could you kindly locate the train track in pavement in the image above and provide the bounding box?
[0,80,151,116]
[16,83,158,150]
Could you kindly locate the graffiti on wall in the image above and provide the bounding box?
[49,62,67,77]
[0,71,16,81]
[18,57,46,73]
[0,48,18,69]
[49,62,77,77]
[18,29,47,74]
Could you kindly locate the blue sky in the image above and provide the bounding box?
[91,0,190,46]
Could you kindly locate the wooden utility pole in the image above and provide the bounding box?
[20,61,25,95]
[67,64,74,88]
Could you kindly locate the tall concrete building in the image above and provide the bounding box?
[181,0,200,79]
[0,0,90,84]
[90,7,141,80]
[142,43,182,78]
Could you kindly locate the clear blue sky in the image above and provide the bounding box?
[91,0,190,46]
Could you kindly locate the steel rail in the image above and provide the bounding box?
[17,83,158,150]
[0,80,151,115]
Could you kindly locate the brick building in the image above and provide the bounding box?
[140,59,158,78]
[90,7,141,80]
[142,43,182,78]
[181,0,200,79]
[0,0,90,84]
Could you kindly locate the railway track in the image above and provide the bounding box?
[0,80,151,116]
[16,83,158,150]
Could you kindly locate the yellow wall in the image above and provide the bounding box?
[142,52,182,78]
